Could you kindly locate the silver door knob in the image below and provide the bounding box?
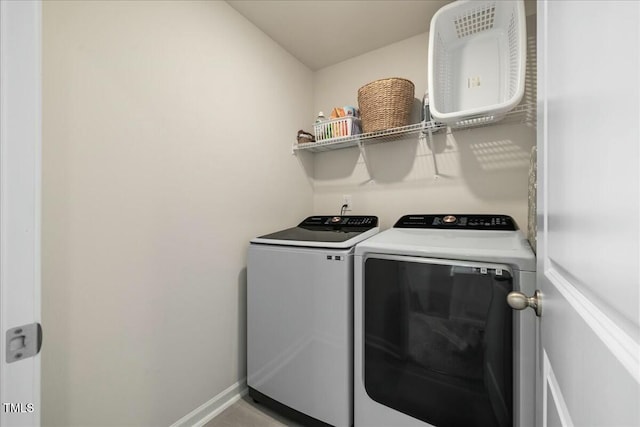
[507,290,542,317]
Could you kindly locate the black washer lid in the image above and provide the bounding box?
[394,214,518,231]
[257,216,378,243]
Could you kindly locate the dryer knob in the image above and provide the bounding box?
[443,215,457,223]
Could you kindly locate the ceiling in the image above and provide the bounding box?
[226,0,453,70]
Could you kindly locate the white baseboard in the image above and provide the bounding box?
[170,379,248,427]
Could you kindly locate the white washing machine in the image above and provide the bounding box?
[354,214,536,427]
[248,215,379,427]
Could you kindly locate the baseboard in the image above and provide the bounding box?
[170,378,248,427]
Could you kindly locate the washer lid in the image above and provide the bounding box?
[251,216,379,249]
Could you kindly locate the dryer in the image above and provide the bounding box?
[248,215,379,427]
[354,214,536,427]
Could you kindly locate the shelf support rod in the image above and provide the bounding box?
[423,121,440,179]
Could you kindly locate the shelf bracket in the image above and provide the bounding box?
[356,139,374,181]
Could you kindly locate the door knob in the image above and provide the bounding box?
[507,290,542,317]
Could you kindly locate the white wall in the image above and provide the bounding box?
[311,26,536,230]
[42,1,313,426]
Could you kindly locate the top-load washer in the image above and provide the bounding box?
[354,214,536,427]
[248,215,379,427]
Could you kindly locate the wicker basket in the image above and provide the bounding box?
[357,78,415,133]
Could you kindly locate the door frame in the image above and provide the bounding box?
[0,1,42,425]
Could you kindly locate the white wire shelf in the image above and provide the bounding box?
[292,103,535,154]
[292,122,435,153]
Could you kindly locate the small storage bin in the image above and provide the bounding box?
[357,78,415,133]
[428,0,526,126]
[314,116,360,143]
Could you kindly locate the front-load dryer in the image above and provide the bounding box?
[354,214,536,427]
[248,215,379,427]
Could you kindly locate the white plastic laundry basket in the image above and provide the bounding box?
[428,0,526,126]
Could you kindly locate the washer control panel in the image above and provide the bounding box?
[394,214,517,230]
[300,216,378,228]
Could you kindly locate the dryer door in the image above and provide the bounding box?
[364,255,514,427]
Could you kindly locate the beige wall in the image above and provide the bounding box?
[311,28,536,230]
[43,2,536,425]
[42,1,313,426]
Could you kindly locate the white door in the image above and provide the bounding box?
[0,1,42,426]
[536,1,640,426]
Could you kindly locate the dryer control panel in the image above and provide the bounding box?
[394,214,517,230]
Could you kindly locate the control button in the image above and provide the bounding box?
[331,216,341,223]
[443,215,457,224]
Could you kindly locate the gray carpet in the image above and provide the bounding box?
[204,395,304,427]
